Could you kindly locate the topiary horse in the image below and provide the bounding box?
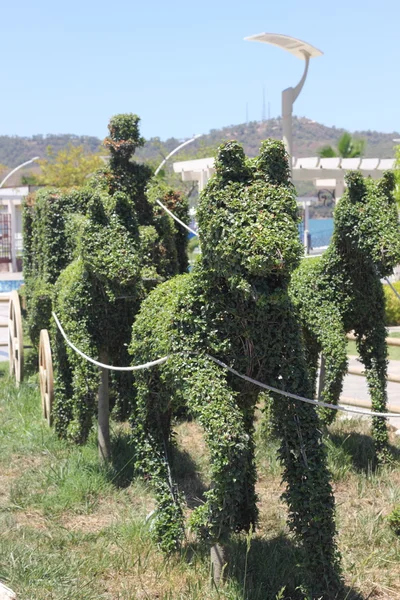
[289,170,400,460]
[130,140,340,590]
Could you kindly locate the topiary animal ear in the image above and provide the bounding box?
[214,141,249,183]
[345,171,367,203]
[377,170,396,199]
[254,139,291,186]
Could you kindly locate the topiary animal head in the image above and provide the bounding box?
[334,170,400,277]
[78,190,142,299]
[104,113,145,163]
[197,139,302,291]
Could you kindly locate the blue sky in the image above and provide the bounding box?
[2,0,399,141]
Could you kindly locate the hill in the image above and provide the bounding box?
[136,117,400,164]
[0,116,398,173]
[0,134,102,169]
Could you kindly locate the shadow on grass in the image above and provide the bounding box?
[107,424,208,504]
[226,534,362,600]
[171,445,208,509]
[328,430,400,474]
[183,534,363,600]
[107,428,137,488]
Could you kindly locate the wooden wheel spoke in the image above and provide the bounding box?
[38,329,54,426]
[8,291,23,384]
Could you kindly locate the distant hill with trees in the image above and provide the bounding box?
[1,117,398,184]
[134,116,399,165]
[0,134,102,169]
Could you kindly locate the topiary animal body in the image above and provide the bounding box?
[51,189,143,444]
[289,170,400,461]
[130,140,340,589]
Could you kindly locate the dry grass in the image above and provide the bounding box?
[1,363,400,600]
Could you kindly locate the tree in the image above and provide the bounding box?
[318,131,365,158]
[37,144,105,188]
[0,163,8,181]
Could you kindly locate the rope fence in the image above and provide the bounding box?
[52,312,400,419]
[52,312,168,371]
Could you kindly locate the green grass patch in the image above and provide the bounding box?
[1,366,400,599]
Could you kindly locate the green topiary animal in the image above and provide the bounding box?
[289,170,400,461]
[50,115,189,444]
[23,114,189,442]
[129,140,341,591]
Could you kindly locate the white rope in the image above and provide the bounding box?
[51,310,400,418]
[205,355,400,419]
[154,134,202,177]
[156,199,198,237]
[52,312,169,371]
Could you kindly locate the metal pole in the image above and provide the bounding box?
[98,349,111,462]
[282,87,294,177]
[281,52,310,180]
[303,199,310,254]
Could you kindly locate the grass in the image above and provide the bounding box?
[1,361,400,599]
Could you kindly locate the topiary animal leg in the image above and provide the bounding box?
[269,317,341,593]
[314,313,348,426]
[355,323,390,462]
[132,369,185,553]
[175,358,258,543]
[52,261,100,444]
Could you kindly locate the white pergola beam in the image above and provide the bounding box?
[174,157,396,188]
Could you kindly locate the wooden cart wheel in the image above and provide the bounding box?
[8,290,24,385]
[39,329,54,426]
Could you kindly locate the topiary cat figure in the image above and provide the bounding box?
[130,140,340,590]
[289,170,400,461]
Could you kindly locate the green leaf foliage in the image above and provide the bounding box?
[388,505,400,535]
[384,280,400,325]
[318,132,366,158]
[129,139,341,593]
[289,170,400,461]
[22,113,189,438]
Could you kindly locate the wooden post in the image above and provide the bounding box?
[210,543,228,586]
[317,353,326,402]
[98,349,111,462]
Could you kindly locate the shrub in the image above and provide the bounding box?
[388,505,400,535]
[384,280,400,325]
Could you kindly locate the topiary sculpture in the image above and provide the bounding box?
[129,140,340,591]
[289,170,400,461]
[23,114,189,452]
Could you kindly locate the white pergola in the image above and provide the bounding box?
[173,155,396,197]
[0,186,29,272]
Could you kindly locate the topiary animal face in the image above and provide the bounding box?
[334,171,400,277]
[197,140,302,288]
[103,113,145,162]
[79,191,142,298]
